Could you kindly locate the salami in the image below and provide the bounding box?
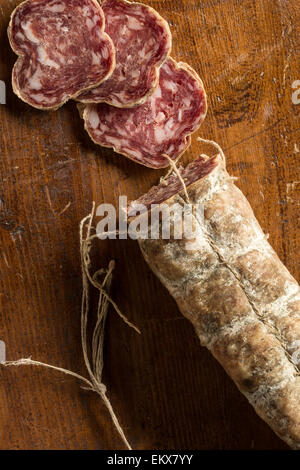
[8,0,115,110]
[77,0,172,108]
[128,155,219,214]
[131,154,300,449]
[83,58,207,168]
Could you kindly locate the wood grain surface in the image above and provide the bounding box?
[0,0,299,450]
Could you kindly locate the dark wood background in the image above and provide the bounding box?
[0,0,299,450]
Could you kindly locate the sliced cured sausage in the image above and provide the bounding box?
[128,155,219,215]
[77,0,172,108]
[133,154,300,449]
[8,0,115,110]
[83,58,207,168]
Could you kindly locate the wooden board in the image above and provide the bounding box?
[0,0,299,450]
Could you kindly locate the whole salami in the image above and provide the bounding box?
[77,0,172,108]
[83,58,207,168]
[130,154,300,449]
[8,0,115,110]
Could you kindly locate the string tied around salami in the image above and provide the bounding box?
[3,202,140,450]
[160,138,227,206]
[167,139,300,377]
[133,142,300,448]
[0,147,225,450]
[161,154,191,205]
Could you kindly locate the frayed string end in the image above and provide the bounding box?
[3,204,140,451]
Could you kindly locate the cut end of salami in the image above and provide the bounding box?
[83,58,208,168]
[128,155,219,217]
[77,0,172,108]
[8,0,115,110]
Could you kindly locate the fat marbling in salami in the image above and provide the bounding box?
[8,0,115,110]
[83,58,207,168]
[77,0,172,108]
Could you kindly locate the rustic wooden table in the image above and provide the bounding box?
[0,0,299,450]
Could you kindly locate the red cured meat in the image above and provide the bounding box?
[83,58,208,169]
[77,0,172,108]
[8,0,115,110]
[128,155,219,217]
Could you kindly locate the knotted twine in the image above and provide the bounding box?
[3,202,140,450]
[2,138,225,449]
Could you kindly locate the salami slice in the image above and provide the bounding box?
[8,0,115,110]
[83,58,207,168]
[77,0,172,108]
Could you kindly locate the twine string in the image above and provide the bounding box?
[3,203,141,450]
